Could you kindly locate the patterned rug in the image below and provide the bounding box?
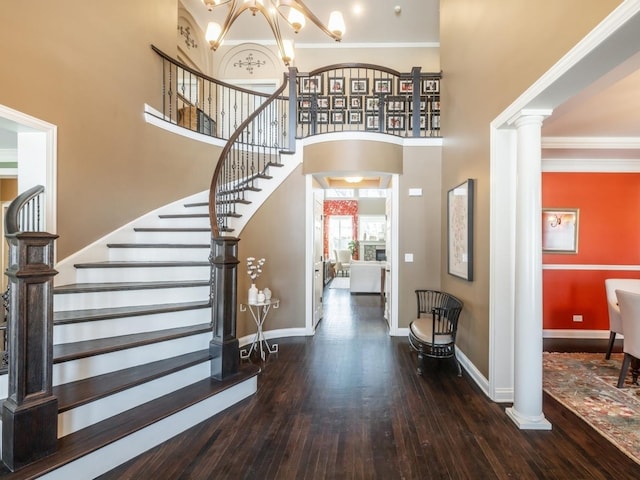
[543,352,640,464]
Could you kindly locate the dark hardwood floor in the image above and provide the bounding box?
[99,285,640,479]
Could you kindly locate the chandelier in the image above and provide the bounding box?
[202,0,346,66]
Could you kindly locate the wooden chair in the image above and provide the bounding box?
[408,289,464,376]
[614,289,640,387]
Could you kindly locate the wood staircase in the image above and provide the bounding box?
[0,196,262,479]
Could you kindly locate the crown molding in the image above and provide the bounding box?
[542,136,640,149]
[219,40,439,49]
[542,157,640,172]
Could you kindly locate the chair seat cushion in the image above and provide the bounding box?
[410,317,453,345]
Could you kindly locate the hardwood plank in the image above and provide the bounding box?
[96,288,640,479]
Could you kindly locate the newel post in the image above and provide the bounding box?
[2,231,59,471]
[209,236,240,380]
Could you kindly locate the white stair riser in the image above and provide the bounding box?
[108,247,210,262]
[54,307,211,344]
[154,217,211,228]
[40,377,257,480]
[75,266,210,284]
[134,231,211,244]
[53,332,211,385]
[58,361,211,437]
[54,285,210,311]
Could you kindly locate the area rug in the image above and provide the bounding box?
[543,352,640,464]
[329,277,350,289]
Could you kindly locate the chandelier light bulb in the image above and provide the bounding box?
[328,11,345,39]
[288,8,306,33]
[282,39,295,65]
[205,22,223,49]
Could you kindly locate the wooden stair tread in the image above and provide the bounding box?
[158,213,208,219]
[106,243,210,248]
[54,280,209,294]
[183,202,208,208]
[73,261,209,269]
[54,349,211,412]
[216,198,251,205]
[53,324,211,363]
[0,365,260,479]
[133,227,210,232]
[53,300,210,325]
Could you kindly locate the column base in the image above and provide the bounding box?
[505,407,552,430]
[210,338,239,381]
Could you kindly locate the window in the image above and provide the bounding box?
[329,216,353,252]
[325,188,355,198]
[358,189,387,198]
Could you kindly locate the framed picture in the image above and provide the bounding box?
[542,208,579,253]
[348,110,363,124]
[298,97,312,109]
[297,110,311,124]
[408,96,427,112]
[386,96,406,112]
[365,96,380,112]
[386,114,405,130]
[431,97,441,111]
[350,78,369,94]
[422,78,440,94]
[447,179,474,281]
[365,114,379,130]
[409,114,427,130]
[398,78,413,94]
[332,96,347,109]
[300,75,323,94]
[431,114,440,130]
[374,78,392,94]
[316,96,330,110]
[350,96,363,109]
[331,111,345,124]
[328,77,345,94]
[317,111,329,124]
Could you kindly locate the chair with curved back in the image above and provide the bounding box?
[408,289,464,376]
[604,279,640,359]
[334,249,352,277]
[613,289,640,387]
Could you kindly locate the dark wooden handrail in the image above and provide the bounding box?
[5,184,45,234]
[208,72,289,237]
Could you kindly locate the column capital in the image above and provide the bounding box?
[507,108,553,128]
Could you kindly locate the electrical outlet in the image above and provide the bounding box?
[572,314,583,322]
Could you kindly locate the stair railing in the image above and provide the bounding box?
[1,185,59,471]
[208,72,291,380]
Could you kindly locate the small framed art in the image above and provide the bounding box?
[300,75,323,94]
[328,76,345,94]
[374,79,392,94]
[350,78,369,94]
[447,179,475,281]
[542,209,579,253]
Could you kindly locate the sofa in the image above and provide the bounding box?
[350,260,385,294]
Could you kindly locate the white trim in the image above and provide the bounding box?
[543,329,612,339]
[238,327,309,348]
[542,264,640,271]
[542,158,640,172]
[301,131,443,148]
[305,173,315,335]
[0,148,17,162]
[457,348,491,399]
[542,136,640,149]
[219,40,439,49]
[393,327,409,337]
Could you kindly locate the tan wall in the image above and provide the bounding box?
[236,165,306,337]
[439,0,623,376]
[0,1,220,259]
[302,140,403,175]
[0,179,17,202]
[397,146,442,328]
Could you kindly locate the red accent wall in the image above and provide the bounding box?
[542,173,640,330]
[324,200,359,260]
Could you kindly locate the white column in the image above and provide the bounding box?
[505,110,552,430]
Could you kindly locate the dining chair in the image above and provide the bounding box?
[613,289,640,388]
[604,279,640,359]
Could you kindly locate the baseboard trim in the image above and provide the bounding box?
[543,329,612,339]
